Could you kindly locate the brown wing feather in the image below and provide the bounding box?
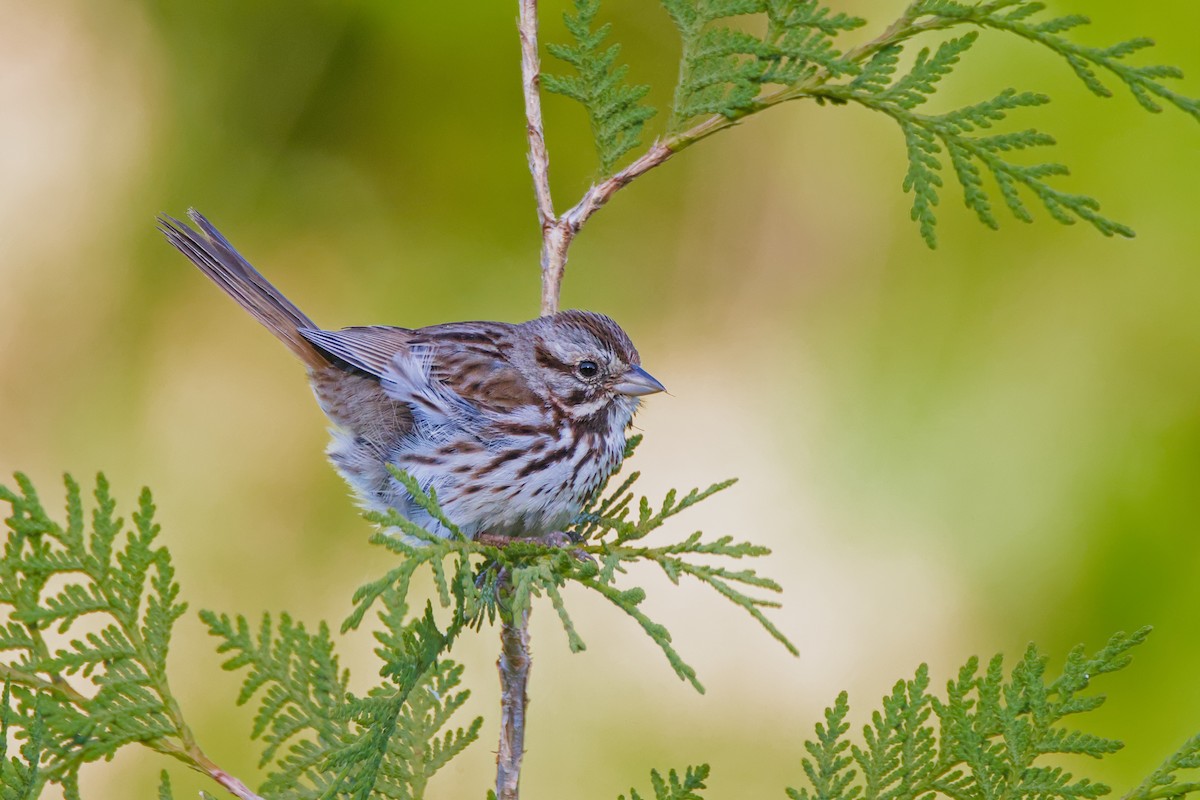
[300,326,415,377]
[413,322,543,413]
[302,321,541,416]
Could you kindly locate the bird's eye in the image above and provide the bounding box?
[576,360,600,379]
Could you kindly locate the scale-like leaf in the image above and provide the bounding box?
[546,0,657,174]
[788,631,1160,800]
[0,474,188,793]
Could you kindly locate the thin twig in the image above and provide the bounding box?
[0,663,90,706]
[556,111,729,238]
[540,224,570,317]
[192,751,267,800]
[519,0,554,229]
[496,602,532,800]
[518,0,568,318]
[559,141,675,235]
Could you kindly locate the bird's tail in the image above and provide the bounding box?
[158,209,327,368]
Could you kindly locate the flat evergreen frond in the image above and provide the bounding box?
[566,456,795,689]
[356,658,483,800]
[880,33,977,109]
[1126,732,1200,800]
[327,599,479,800]
[767,0,863,38]
[545,0,658,173]
[823,42,1132,247]
[205,586,476,799]
[320,660,480,800]
[386,466,465,542]
[0,474,189,793]
[662,0,769,127]
[761,0,865,86]
[347,525,482,635]
[661,0,863,128]
[787,630,1155,800]
[621,764,710,800]
[785,693,856,800]
[157,770,174,800]
[850,45,901,94]
[827,0,1197,243]
[907,0,1200,120]
[201,610,349,773]
[0,686,43,799]
[348,456,790,696]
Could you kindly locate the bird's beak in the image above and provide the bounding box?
[613,365,666,397]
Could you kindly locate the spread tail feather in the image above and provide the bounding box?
[158,209,327,368]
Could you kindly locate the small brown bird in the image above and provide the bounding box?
[159,210,664,542]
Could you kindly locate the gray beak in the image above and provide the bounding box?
[614,365,666,397]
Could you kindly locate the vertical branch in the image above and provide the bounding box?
[496,604,532,800]
[519,0,554,230]
[506,1,546,792]
[502,5,547,797]
[518,0,572,317]
[540,225,571,318]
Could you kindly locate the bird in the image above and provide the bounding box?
[158,209,664,544]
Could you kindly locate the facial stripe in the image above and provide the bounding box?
[533,342,577,376]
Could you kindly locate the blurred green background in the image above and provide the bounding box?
[1,0,1198,797]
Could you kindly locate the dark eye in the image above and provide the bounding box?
[576,360,600,379]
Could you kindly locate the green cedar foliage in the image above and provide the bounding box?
[544,0,657,173]
[0,474,484,800]
[543,0,1198,246]
[787,629,1200,800]
[658,0,777,128]
[0,684,44,800]
[823,35,1133,246]
[158,770,173,800]
[202,600,480,799]
[346,437,795,695]
[608,631,1200,800]
[0,474,188,798]
[4,479,1200,799]
[621,765,710,800]
[1129,733,1200,800]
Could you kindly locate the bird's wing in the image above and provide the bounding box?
[299,326,415,377]
[412,322,543,414]
[302,322,543,416]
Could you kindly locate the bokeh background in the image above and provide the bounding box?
[2,0,1198,797]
